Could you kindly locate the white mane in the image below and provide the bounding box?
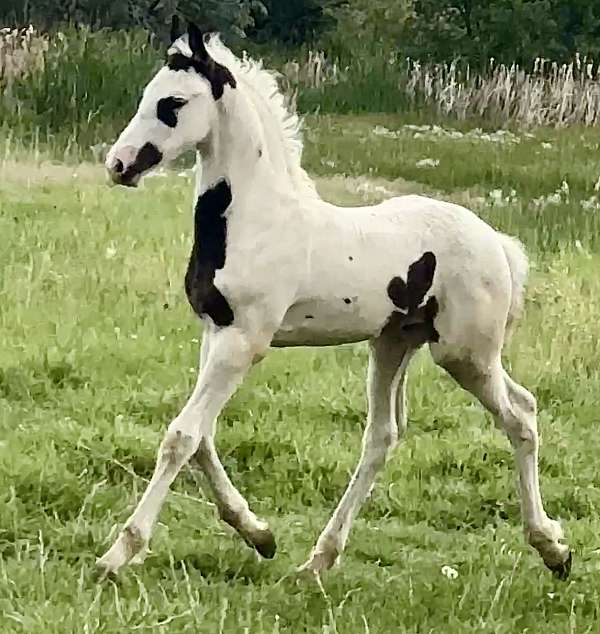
[171,35,319,199]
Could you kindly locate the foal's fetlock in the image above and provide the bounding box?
[299,535,341,574]
[97,525,149,577]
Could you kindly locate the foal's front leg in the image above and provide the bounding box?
[192,328,276,557]
[96,327,267,576]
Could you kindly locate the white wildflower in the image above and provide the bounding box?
[415,158,440,168]
[373,125,400,139]
[105,245,117,259]
[441,565,459,580]
[581,196,600,211]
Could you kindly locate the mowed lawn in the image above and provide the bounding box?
[2,117,600,632]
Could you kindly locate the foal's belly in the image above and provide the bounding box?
[271,298,387,347]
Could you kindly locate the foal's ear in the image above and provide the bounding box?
[187,22,208,58]
[170,14,182,44]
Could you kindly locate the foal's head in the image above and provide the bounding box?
[106,22,236,187]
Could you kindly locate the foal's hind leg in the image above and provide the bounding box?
[300,335,416,574]
[436,353,571,578]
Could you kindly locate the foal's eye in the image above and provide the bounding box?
[157,97,188,128]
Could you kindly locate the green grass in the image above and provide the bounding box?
[2,118,600,632]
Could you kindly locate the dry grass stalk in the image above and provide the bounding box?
[0,25,48,87]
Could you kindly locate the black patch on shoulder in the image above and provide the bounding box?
[167,52,236,101]
[383,252,439,345]
[185,179,234,326]
[157,96,186,127]
[120,142,162,184]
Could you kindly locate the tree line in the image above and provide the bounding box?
[2,1,600,66]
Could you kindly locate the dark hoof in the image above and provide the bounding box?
[547,550,572,581]
[252,530,277,559]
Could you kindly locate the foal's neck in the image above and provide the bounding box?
[196,89,275,202]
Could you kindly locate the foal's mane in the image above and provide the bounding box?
[172,34,319,199]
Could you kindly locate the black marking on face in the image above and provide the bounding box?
[348,256,354,261]
[120,142,162,185]
[157,96,186,127]
[167,52,236,101]
[185,179,234,326]
[383,252,439,345]
[258,147,263,158]
[343,297,352,304]
[305,314,314,319]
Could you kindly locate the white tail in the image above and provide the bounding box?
[499,233,529,338]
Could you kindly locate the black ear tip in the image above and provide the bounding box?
[187,21,206,54]
[170,14,181,43]
[187,21,202,36]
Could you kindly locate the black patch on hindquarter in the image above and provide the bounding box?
[383,252,439,345]
[120,142,162,184]
[185,179,234,326]
[157,96,186,127]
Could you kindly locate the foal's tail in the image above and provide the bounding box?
[499,233,529,341]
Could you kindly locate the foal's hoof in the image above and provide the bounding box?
[546,550,572,581]
[252,529,277,559]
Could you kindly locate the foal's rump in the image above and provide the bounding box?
[390,196,527,355]
[384,194,527,360]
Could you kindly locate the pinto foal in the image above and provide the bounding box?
[98,22,571,579]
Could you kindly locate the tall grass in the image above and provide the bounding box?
[288,51,600,127]
[0,26,159,157]
[3,26,600,159]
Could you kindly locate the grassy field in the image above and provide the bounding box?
[2,117,600,632]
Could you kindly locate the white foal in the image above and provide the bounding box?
[98,21,571,580]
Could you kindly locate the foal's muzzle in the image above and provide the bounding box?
[105,143,163,188]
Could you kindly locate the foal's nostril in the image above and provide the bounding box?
[114,159,124,174]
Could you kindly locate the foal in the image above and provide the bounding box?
[98,22,571,579]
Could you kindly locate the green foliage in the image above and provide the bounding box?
[0,0,258,41]
[323,0,413,58]
[2,1,600,68]
[408,1,600,65]
[248,0,341,46]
